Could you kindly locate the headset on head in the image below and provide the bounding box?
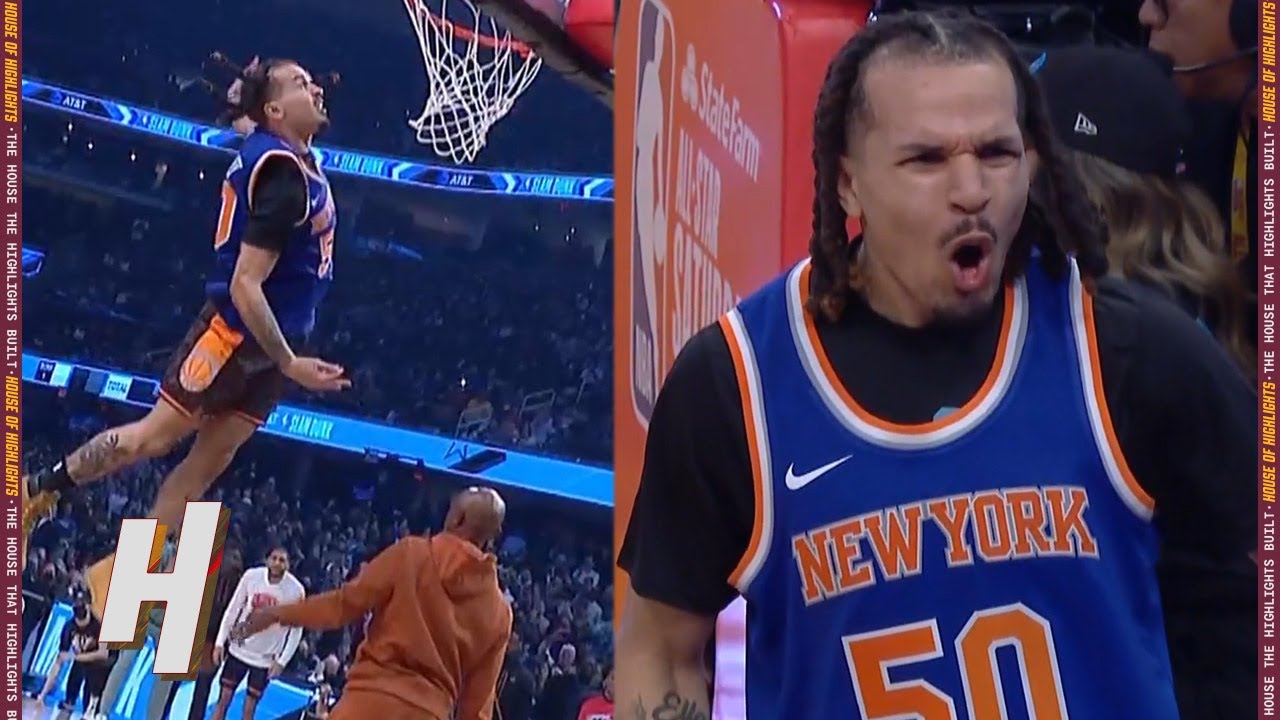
[871,0,1256,73]
[1170,0,1256,72]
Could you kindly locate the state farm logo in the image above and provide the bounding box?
[629,0,677,428]
[679,41,761,183]
[681,45,698,108]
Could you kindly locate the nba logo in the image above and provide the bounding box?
[629,0,676,428]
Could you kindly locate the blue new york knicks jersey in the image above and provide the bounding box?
[206,130,336,338]
[720,257,1178,720]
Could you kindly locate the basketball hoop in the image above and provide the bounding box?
[403,0,543,165]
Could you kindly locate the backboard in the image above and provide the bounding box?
[474,0,614,106]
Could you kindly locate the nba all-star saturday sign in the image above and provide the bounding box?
[613,0,786,616]
[1,0,19,716]
[1261,1,1278,716]
[613,0,873,620]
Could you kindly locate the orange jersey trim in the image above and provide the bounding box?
[797,262,1016,435]
[721,314,769,590]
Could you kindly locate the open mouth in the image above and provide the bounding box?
[948,234,994,293]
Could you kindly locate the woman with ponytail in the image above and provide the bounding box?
[1037,45,1254,376]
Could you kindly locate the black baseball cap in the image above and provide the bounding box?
[1034,45,1191,177]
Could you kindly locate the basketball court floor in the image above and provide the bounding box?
[21,698,67,719]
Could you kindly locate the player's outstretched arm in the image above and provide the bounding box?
[230,244,295,368]
[230,249,348,393]
[231,154,349,392]
[230,152,307,367]
[245,539,404,635]
[617,588,716,720]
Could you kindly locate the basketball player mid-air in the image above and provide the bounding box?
[617,10,1255,720]
[22,58,350,618]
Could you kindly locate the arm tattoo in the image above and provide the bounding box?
[234,284,295,367]
[66,431,125,484]
[653,692,709,720]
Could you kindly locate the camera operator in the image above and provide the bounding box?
[1140,0,1259,319]
[303,654,346,719]
[37,591,117,719]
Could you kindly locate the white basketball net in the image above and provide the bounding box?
[404,0,543,165]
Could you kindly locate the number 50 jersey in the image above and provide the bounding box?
[206,129,337,339]
[721,257,1179,720]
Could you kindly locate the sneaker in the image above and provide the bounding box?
[21,475,59,572]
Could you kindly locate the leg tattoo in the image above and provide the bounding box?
[65,431,129,485]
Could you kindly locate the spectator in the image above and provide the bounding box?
[303,654,346,719]
[20,7,614,714]
[23,165,613,466]
[231,488,513,720]
[211,548,307,720]
[498,635,537,720]
[1037,42,1257,720]
[574,666,612,720]
[24,0,612,173]
[1139,0,1259,334]
[37,591,116,719]
[537,644,582,720]
[24,388,611,720]
[1036,44,1254,373]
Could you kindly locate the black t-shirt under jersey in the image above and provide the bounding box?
[244,154,310,252]
[227,152,312,352]
[618,274,1256,717]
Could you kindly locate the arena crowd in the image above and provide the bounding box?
[24,388,614,719]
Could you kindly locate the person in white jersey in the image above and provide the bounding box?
[211,546,306,720]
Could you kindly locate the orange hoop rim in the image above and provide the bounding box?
[405,0,536,57]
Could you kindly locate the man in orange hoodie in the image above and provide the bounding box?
[233,486,512,720]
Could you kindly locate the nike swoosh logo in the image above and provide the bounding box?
[784,455,852,490]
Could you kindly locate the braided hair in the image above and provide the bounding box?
[197,55,282,128]
[235,58,299,127]
[806,10,1108,322]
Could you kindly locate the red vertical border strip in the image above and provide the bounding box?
[1,0,18,716]
[1262,0,1278,716]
